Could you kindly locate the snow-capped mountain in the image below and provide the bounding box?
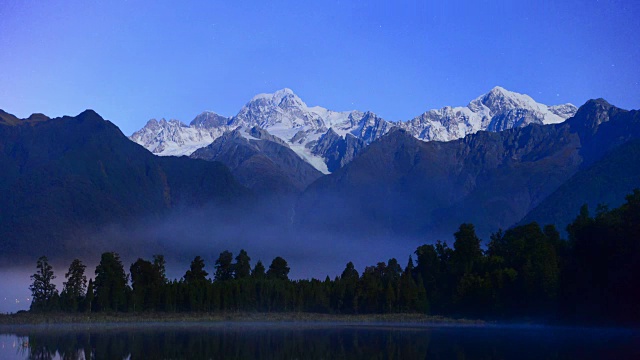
[398,86,577,141]
[130,114,230,156]
[130,88,390,173]
[130,87,577,173]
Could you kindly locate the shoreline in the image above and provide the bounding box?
[0,312,482,327]
[1,313,638,335]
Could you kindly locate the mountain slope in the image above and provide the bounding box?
[0,110,247,262]
[130,117,230,156]
[190,127,322,193]
[521,109,640,231]
[296,100,638,240]
[398,86,576,142]
[130,87,576,173]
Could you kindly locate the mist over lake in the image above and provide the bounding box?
[2,0,640,358]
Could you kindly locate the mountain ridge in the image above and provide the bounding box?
[0,109,248,263]
[1,99,638,269]
[295,99,637,240]
[130,87,577,173]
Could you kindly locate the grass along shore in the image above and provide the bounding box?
[0,311,484,326]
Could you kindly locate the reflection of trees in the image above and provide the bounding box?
[23,326,627,359]
[23,327,438,359]
[26,333,91,360]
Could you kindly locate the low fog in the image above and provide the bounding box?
[0,194,435,313]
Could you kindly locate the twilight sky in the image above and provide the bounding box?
[0,0,639,135]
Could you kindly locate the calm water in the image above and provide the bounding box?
[0,322,638,359]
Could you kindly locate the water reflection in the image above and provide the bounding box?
[0,323,638,359]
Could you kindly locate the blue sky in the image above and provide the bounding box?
[0,0,638,135]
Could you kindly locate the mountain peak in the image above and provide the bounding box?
[77,109,102,119]
[582,98,613,109]
[488,85,510,95]
[0,110,50,126]
[131,86,579,172]
[275,88,295,96]
[190,111,229,128]
[0,109,21,126]
[75,109,106,124]
[27,113,50,122]
[250,88,303,105]
[570,98,620,131]
[470,86,537,115]
[482,86,519,99]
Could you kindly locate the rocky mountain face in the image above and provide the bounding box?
[521,101,640,231]
[130,117,231,156]
[296,100,639,241]
[190,127,322,193]
[310,129,367,173]
[0,109,247,263]
[130,87,577,173]
[1,99,637,266]
[398,86,576,141]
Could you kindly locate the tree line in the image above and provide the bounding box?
[28,190,640,325]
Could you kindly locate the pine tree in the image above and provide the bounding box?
[184,256,208,284]
[340,262,359,313]
[234,249,251,279]
[415,274,430,314]
[130,258,155,311]
[152,254,168,310]
[94,252,128,312]
[61,259,87,312]
[83,278,94,312]
[153,255,168,283]
[252,260,266,279]
[29,256,58,312]
[267,257,290,281]
[183,256,209,311]
[452,224,483,275]
[398,256,418,312]
[214,251,234,282]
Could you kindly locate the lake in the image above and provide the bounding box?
[0,322,638,359]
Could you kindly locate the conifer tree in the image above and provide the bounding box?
[61,259,87,312]
[83,278,94,312]
[252,260,266,279]
[267,257,290,281]
[214,251,234,281]
[452,223,483,275]
[340,262,359,313]
[94,252,128,312]
[29,256,58,312]
[234,249,251,279]
[183,256,209,311]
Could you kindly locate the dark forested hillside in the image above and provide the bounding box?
[2,100,640,285]
[521,138,640,231]
[297,99,640,240]
[26,190,640,326]
[190,127,322,193]
[0,110,247,263]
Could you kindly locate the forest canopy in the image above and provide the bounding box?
[28,190,640,325]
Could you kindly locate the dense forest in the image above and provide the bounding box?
[28,190,640,325]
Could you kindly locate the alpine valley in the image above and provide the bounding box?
[1,88,639,268]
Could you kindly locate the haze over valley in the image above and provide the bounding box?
[1,2,639,329]
[2,89,640,314]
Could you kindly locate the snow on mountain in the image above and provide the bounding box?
[130,88,391,173]
[223,88,396,173]
[129,86,577,172]
[190,111,230,128]
[130,118,229,156]
[398,86,577,142]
